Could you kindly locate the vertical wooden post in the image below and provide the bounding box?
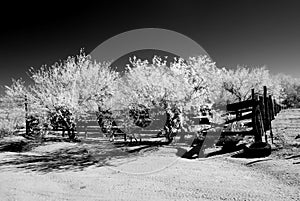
[263,86,269,131]
[274,101,276,115]
[24,95,29,136]
[269,95,274,120]
[84,119,88,139]
[251,89,255,129]
[273,99,276,116]
[252,89,262,142]
[258,94,266,138]
[269,95,274,144]
[263,86,270,143]
[258,95,267,143]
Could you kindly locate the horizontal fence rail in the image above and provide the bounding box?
[222,86,282,143]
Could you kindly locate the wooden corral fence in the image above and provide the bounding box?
[76,114,161,141]
[76,114,105,139]
[23,86,283,143]
[221,86,282,143]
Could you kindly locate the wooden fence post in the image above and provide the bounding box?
[84,120,88,139]
[251,88,255,100]
[24,95,29,136]
[273,100,276,116]
[263,86,271,143]
[258,95,267,143]
[252,89,263,142]
[268,95,274,144]
[269,95,274,120]
[263,86,270,131]
[259,95,265,130]
[251,88,255,130]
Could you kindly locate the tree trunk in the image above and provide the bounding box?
[163,104,182,143]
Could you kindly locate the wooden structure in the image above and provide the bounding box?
[23,86,283,143]
[222,86,282,143]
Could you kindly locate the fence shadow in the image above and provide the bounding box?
[175,140,247,159]
[114,139,170,146]
[0,141,136,173]
[175,138,204,159]
[205,144,246,157]
[0,140,31,152]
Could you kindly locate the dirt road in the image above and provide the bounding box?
[0,145,299,201]
[0,109,299,201]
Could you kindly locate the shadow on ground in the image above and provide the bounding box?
[0,138,142,173]
[0,136,251,172]
[206,144,246,157]
[231,149,272,158]
[0,136,176,173]
[113,139,170,147]
[113,138,171,152]
[176,140,247,159]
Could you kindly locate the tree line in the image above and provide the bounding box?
[0,49,298,139]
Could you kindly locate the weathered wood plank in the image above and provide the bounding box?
[227,108,253,115]
[227,100,255,111]
[221,130,254,136]
[225,112,253,124]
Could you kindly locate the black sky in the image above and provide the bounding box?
[1,0,300,94]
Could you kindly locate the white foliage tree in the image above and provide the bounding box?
[0,79,29,134]
[113,55,223,141]
[28,50,120,139]
[275,73,300,107]
[221,66,282,103]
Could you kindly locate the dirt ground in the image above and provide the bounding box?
[0,109,299,201]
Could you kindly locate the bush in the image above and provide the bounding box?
[48,106,75,130]
[129,104,152,128]
[0,105,25,137]
[27,114,41,134]
[276,74,300,108]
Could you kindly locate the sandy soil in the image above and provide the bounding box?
[0,109,299,201]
